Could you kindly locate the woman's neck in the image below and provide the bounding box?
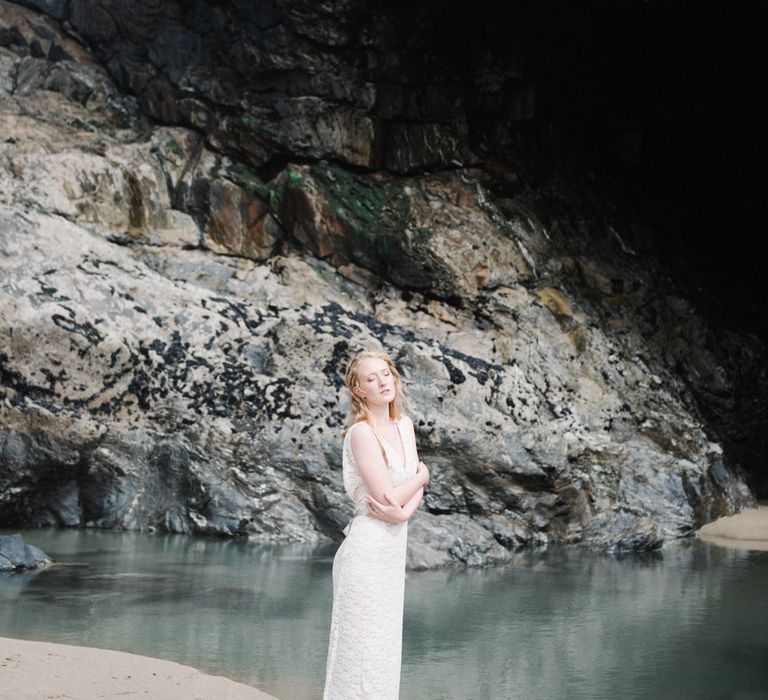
[369,405,392,425]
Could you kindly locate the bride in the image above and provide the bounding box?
[323,349,430,699]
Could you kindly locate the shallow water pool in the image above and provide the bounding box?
[1,528,766,699]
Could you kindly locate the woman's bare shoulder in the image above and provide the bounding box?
[348,421,386,463]
[347,420,376,443]
[348,420,373,432]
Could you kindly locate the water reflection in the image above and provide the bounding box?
[1,529,766,699]
[400,545,765,700]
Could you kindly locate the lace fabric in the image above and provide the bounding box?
[323,416,418,699]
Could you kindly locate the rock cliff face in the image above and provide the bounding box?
[0,0,763,568]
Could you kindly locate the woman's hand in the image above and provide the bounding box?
[366,492,406,524]
[417,460,430,487]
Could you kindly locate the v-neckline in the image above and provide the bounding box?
[380,418,405,466]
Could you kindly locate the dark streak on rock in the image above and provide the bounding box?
[323,339,350,390]
[51,313,105,349]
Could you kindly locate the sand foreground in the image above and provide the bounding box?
[0,636,278,700]
[697,505,768,551]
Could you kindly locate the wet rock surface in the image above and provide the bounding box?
[0,533,51,571]
[0,0,765,567]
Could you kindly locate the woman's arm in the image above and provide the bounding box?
[366,487,423,524]
[350,423,427,506]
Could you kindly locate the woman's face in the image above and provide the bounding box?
[353,357,397,407]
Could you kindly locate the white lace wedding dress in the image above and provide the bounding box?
[323,415,418,700]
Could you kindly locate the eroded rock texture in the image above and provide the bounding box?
[0,0,763,568]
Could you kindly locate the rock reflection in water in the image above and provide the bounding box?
[402,544,767,700]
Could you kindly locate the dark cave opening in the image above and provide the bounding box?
[396,0,768,343]
[387,0,768,494]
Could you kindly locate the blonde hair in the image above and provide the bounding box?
[343,350,404,435]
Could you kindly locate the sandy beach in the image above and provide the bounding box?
[697,505,768,551]
[0,636,278,700]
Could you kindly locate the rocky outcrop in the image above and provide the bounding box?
[0,533,50,570]
[0,1,763,568]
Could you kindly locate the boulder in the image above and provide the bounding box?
[0,534,51,571]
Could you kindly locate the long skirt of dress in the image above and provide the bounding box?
[323,514,407,700]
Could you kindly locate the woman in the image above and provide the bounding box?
[323,349,430,700]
